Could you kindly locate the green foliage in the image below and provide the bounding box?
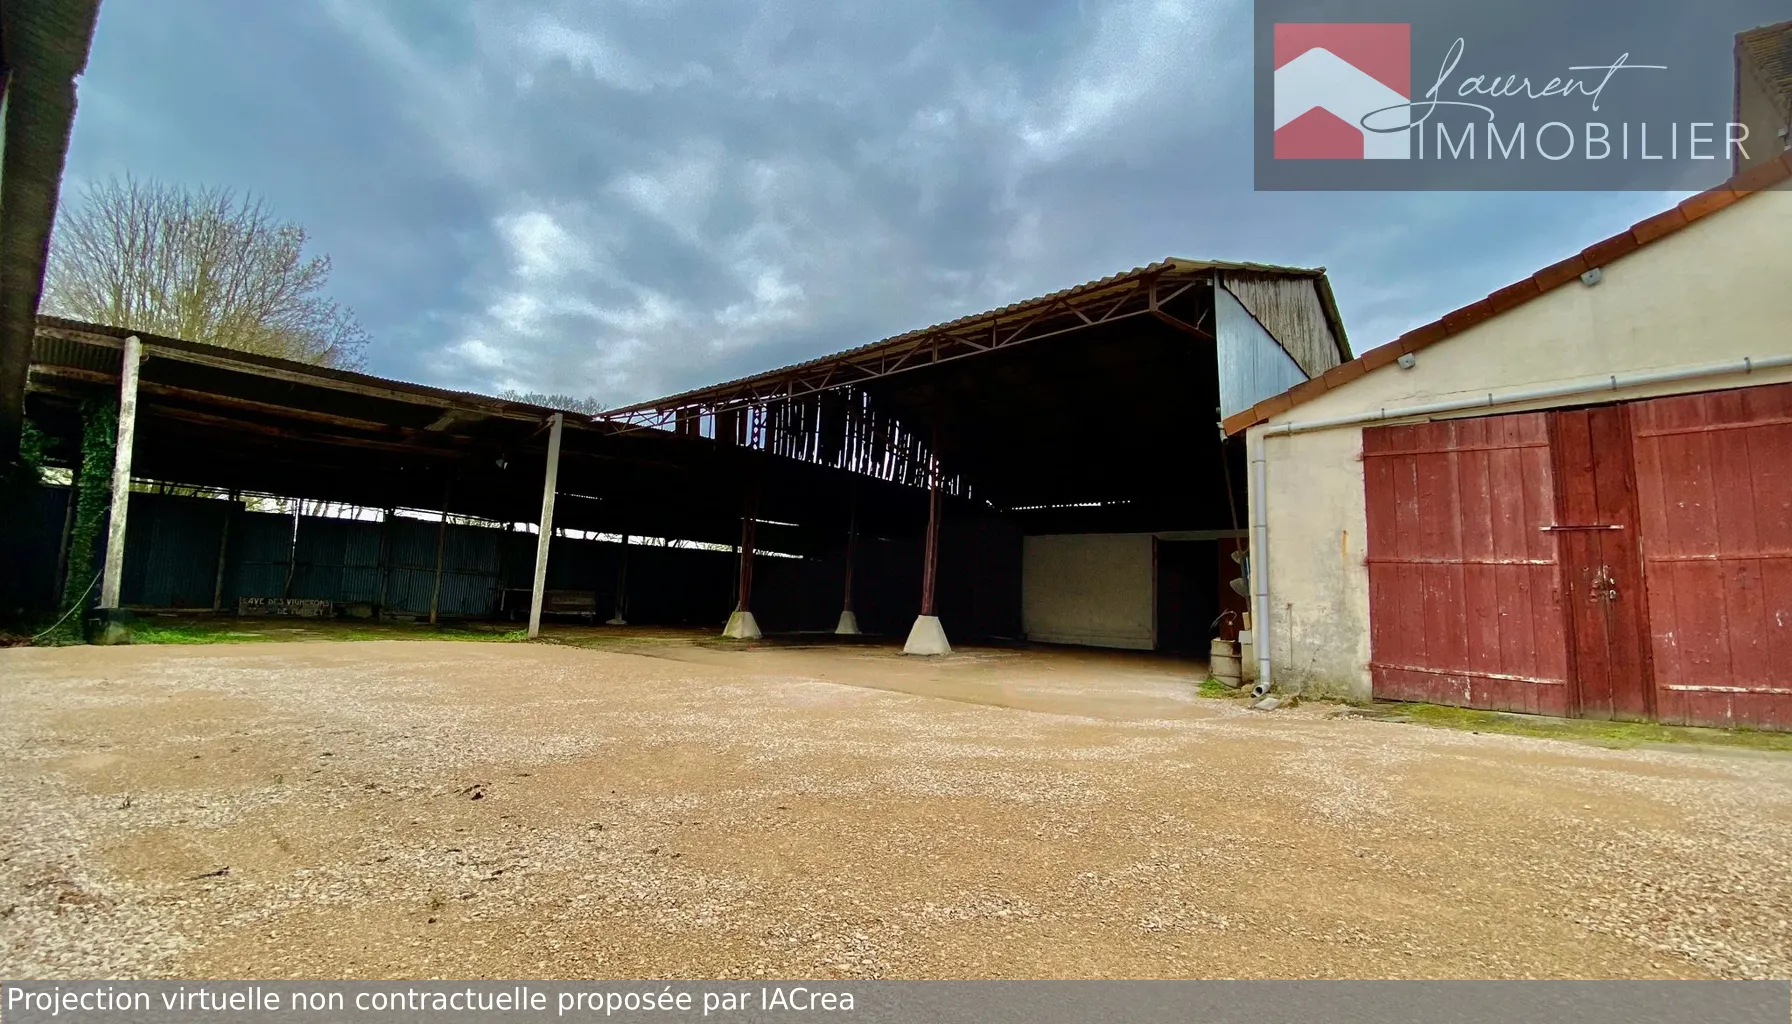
[16,419,50,483]
[44,400,117,643]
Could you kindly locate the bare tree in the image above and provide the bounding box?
[499,390,606,416]
[44,175,369,368]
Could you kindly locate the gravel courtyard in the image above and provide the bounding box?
[2,635,1790,980]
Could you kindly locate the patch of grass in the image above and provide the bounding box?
[1380,701,1792,752]
[1198,677,1240,697]
[131,623,279,645]
[116,616,539,646]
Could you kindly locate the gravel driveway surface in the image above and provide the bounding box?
[2,638,1788,979]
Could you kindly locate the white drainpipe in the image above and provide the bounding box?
[1249,429,1272,698]
[1263,355,1792,438]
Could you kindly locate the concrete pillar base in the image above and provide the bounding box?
[902,614,951,656]
[89,608,135,646]
[834,610,861,635]
[606,615,628,626]
[722,609,762,639]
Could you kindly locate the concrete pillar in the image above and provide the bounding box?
[723,507,761,639]
[428,481,451,626]
[95,335,141,644]
[903,457,950,656]
[835,502,860,635]
[607,534,629,625]
[211,490,236,612]
[526,412,565,639]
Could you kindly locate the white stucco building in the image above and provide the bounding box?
[1225,155,1792,730]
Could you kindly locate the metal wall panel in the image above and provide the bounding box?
[1363,413,1572,714]
[383,518,503,617]
[1631,382,1792,730]
[116,493,229,609]
[5,483,74,612]
[1216,283,1308,421]
[223,511,296,603]
[290,516,383,604]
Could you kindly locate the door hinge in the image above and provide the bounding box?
[1540,524,1624,531]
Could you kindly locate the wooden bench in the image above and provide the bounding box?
[501,588,598,621]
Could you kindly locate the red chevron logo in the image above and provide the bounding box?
[1274,23,1412,159]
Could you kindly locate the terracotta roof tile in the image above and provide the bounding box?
[1224,154,1792,436]
[1631,208,1689,245]
[1679,189,1743,222]
[1286,376,1331,406]
[1398,322,1447,352]
[1532,254,1590,292]
[1734,155,1792,192]
[1440,298,1498,334]
[1358,342,1404,373]
[1487,279,1542,313]
[1321,358,1369,389]
[1581,232,1641,269]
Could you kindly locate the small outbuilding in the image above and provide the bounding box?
[1225,155,1792,729]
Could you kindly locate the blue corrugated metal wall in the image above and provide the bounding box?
[222,510,297,604]
[119,494,229,608]
[1216,282,1309,421]
[46,493,813,627]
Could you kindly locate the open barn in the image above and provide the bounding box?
[18,259,1347,659]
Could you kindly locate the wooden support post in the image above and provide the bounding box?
[723,492,762,639]
[919,469,941,616]
[98,335,142,613]
[737,514,757,612]
[903,448,950,655]
[527,412,565,639]
[211,490,236,612]
[428,480,452,626]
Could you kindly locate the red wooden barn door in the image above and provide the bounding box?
[1548,405,1654,720]
[1630,383,1792,730]
[1363,413,1572,714]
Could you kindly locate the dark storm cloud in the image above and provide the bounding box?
[64,0,1706,407]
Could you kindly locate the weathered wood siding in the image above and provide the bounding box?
[1221,273,1344,378]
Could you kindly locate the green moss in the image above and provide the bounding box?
[1198,677,1238,697]
[1380,701,1792,752]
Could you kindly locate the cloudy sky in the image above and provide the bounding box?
[62,0,1718,409]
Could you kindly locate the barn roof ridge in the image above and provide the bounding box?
[1220,151,1792,437]
[609,257,1348,417]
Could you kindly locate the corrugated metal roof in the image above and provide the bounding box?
[32,316,602,425]
[610,257,1346,415]
[1740,19,1792,102]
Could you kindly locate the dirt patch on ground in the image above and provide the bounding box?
[3,635,1790,979]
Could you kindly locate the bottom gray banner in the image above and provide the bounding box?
[2,981,1786,1024]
